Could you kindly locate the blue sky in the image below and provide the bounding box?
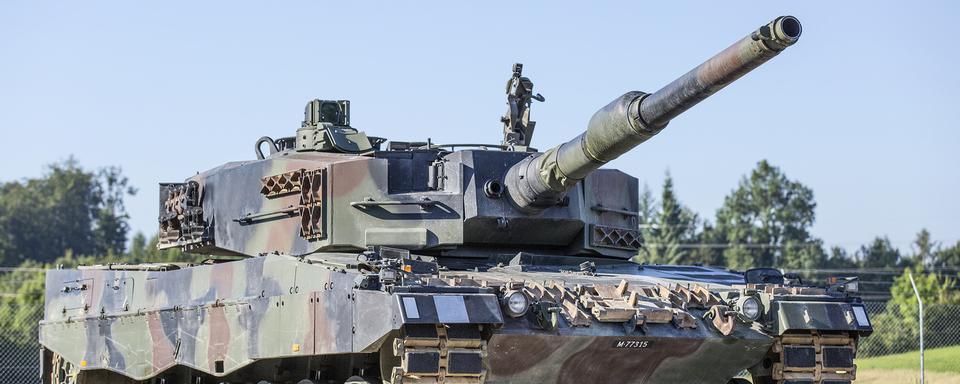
[1,1,957,254]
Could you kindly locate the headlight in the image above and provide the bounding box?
[502,290,529,318]
[844,280,859,293]
[738,296,762,321]
[827,276,859,294]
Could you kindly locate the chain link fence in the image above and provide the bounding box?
[859,301,960,359]
[0,311,42,384]
[1,269,958,384]
[0,268,45,384]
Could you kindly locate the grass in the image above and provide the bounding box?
[739,346,960,383]
[738,346,960,383]
[857,345,960,373]
[855,370,960,384]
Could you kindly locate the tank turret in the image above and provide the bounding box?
[154,16,802,260]
[505,16,801,211]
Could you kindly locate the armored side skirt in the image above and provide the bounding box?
[38,255,504,381]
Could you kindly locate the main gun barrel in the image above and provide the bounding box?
[505,16,802,212]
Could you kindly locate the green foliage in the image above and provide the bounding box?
[130,234,191,264]
[888,267,958,312]
[630,161,959,281]
[691,223,726,266]
[713,160,819,270]
[638,173,700,265]
[935,241,960,268]
[92,166,138,256]
[780,239,827,270]
[637,184,656,244]
[826,246,858,269]
[857,237,902,268]
[858,267,960,357]
[911,229,936,267]
[0,261,46,350]
[0,159,135,266]
[857,345,960,373]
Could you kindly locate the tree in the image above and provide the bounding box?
[0,159,135,265]
[92,166,137,255]
[634,184,655,264]
[910,229,937,268]
[713,160,818,270]
[0,259,47,353]
[887,267,958,309]
[781,239,827,270]
[859,267,960,356]
[129,233,188,264]
[825,246,857,269]
[857,237,901,268]
[637,173,699,265]
[637,183,656,238]
[691,222,726,266]
[934,240,960,268]
[129,232,148,261]
[0,159,98,264]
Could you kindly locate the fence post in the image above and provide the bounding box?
[907,270,924,384]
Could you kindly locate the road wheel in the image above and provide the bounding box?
[50,352,85,384]
[344,376,373,384]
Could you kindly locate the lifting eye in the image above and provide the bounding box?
[484,179,504,198]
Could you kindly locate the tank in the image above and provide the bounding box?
[39,15,873,384]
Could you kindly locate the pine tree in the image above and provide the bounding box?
[713,160,818,270]
[638,173,698,265]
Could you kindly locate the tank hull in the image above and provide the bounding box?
[40,254,865,384]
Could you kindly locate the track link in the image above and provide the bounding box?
[772,331,857,384]
[389,324,487,384]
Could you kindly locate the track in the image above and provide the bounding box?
[773,331,857,383]
[388,324,488,384]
